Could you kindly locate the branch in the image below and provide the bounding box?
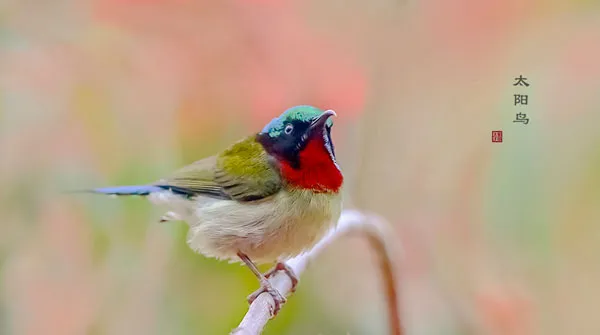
[231,209,403,335]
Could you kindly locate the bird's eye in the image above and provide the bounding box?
[284,124,294,134]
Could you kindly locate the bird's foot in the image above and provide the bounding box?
[264,262,299,293]
[247,278,286,317]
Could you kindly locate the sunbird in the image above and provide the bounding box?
[89,106,343,315]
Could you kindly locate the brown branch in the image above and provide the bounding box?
[231,210,403,335]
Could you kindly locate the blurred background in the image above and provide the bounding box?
[2,0,600,334]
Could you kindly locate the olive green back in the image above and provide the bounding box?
[155,136,281,201]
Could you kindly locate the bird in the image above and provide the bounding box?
[88,106,343,316]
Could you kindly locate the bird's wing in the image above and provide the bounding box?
[155,137,281,201]
[214,137,282,201]
[154,155,231,199]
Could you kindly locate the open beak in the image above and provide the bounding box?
[309,109,336,132]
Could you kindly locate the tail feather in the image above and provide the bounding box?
[90,185,163,196]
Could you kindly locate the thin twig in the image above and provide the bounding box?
[231,209,403,335]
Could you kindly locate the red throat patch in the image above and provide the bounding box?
[279,136,343,192]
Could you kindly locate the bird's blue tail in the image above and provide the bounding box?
[90,185,164,196]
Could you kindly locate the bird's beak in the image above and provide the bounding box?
[309,110,336,132]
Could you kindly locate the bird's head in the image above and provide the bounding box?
[257,106,337,169]
[257,106,342,192]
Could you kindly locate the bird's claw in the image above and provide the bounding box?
[264,262,299,293]
[247,279,286,317]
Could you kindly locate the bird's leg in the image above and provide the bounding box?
[264,262,299,293]
[237,252,286,317]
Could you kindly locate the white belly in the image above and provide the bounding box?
[150,189,342,264]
